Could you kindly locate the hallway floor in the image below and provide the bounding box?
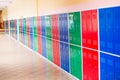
[0,33,77,80]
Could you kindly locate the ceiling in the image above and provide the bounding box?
[0,0,14,10]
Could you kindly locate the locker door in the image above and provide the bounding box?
[114,7,120,55]
[99,9,106,51]
[51,15,55,39]
[70,45,82,80]
[115,57,120,80]
[82,48,88,80]
[60,42,69,72]
[45,15,52,38]
[106,8,114,53]
[86,10,92,48]
[41,16,46,36]
[100,52,107,80]
[106,54,114,80]
[26,18,30,48]
[38,35,42,54]
[16,19,20,41]
[46,38,52,61]
[52,40,60,66]
[30,18,34,49]
[33,17,38,52]
[23,18,28,46]
[55,15,59,40]
[42,37,47,57]
[20,19,22,42]
[63,14,68,42]
[91,10,98,50]
[59,14,63,41]
[81,11,87,47]
[92,50,99,80]
[37,16,41,35]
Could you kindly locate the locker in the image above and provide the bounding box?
[16,19,20,40]
[42,37,47,57]
[37,16,41,35]
[33,17,37,35]
[33,34,38,52]
[70,45,82,80]
[30,17,34,34]
[99,9,107,51]
[41,16,46,36]
[23,18,28,46]
[63,14,69,42]
[68,12,81,45]
[60,42,69,72]
[59,14,68,42]
[19,19,23,42]
[46,38,52,61]
[106,8,114,53]
[100,52,107,80]
[115,57,120,80]
[52,40,60,66]
[14,20,17,39]
[81,11,87,47]
[38,35,42,54]
[100,52,115,80]
[51,15,59,40]
[30,33,34,49]
[83,48,99,80]
[86,10,92,48]
[114,7,120,55]
[91,10,98,50]
[59,14,63,41]
[26,18,30,47]
[45,15,52,38]
[33,17,38,52]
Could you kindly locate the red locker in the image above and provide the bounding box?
[20,19,23,42]
[86,10,92,48]
[81,11,87,47]
[51,15,59,40]
[37,17,42,54]
[26,18,30,48]
[37,17,41,35]
[52,40,60,66]
[83,48,99,80]
[91,10,98,50]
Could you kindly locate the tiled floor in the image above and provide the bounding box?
[0,33,77,80]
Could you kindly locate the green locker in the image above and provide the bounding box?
[23,18,28,46]
[68,12,81,45]
[46,38,53,61]
[45,15,52,38]
[70,44,82,80]
[33,17,38,52]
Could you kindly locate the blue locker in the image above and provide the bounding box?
[114,7,120,55]
[106,8,114,53]
[99,9,107,52]
[30,17,34,49]
[41,16,46,36]
[59,14,64,41]
[106,54,114,80]
[115,57,120,80]
[30,33,34,49]
[60,42,69,72]
[42,37,47,58]
[30,17,34,33]
[63,13,69,42]
[100,52,115,80]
